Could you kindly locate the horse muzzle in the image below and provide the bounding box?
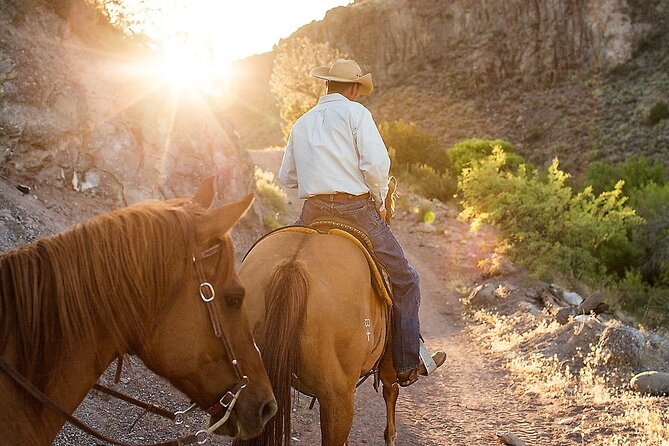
[209,394,277,439]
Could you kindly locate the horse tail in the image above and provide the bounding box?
[235,258,309,446]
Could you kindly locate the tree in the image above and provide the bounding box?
[270,36,344,138]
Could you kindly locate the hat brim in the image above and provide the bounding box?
[310,66,373,96]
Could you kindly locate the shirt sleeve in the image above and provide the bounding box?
[278,133,298,189]
[355,108,390,210]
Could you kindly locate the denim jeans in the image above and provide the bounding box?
[296,197,421,372]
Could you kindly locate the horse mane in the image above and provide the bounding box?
[0,198,200,390]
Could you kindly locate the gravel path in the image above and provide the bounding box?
[2,151,584,445]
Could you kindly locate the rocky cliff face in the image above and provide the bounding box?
[230,0,668,168]
[294,0,666,90]
[0,0,255,209]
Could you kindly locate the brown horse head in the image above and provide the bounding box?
[0,177,276,444]
[133,178,277,439]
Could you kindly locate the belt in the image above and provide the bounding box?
[311,192,370,202]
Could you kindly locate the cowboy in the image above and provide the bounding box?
[278,58,445,386]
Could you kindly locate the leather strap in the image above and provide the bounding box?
[0,356,202,446]
[92,384,177,421]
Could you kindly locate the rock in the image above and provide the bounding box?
[538,289,562,310]
[596,325,645,368]
[465,283,497,308]
[291,0,657,87]
[0,4,257,220]
[517,301,542,316]
[630,371,669,396]
[555,307,574,325]
[496,430,526,446]
[562,291,584,306]
[417,222,437,233]
[558,417,576,425]
[577,291,606,314]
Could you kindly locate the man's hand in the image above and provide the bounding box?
[377,209,387,221]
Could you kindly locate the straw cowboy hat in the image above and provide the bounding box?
[310,59,373,96]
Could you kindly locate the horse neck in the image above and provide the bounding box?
[0,222,177,444]
[0,331,119,445]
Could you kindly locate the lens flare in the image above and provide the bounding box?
[423,210,436,225]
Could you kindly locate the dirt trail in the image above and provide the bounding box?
[250,150,577,446]
[38,149,582,445]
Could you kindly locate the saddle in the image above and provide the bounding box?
[253,219,393,305]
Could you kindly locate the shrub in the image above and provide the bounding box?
[397,163,456,203]
[379,120,448,172]
[270,37,343,138]
[629,182,669,287]
[616,272,669,329]
[254,167,288,214]
[585,155,666,196]
[458,147,642,282]
[526,127,543,142]
[446,138,523,177]
[263,215,282,231]
[647,100,669,126]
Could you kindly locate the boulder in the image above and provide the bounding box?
[562,291,584,306]
[465,283,498,308]
[0,4,256,214]
[555,307,574,325]
[630,371,669,396]
[577,291,607,315]
[596,325,645,368]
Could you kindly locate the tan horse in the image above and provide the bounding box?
[0,178,276,445]
[237,229,401,446]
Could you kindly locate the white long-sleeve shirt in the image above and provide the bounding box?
[278,93,390,210]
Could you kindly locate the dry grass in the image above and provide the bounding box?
[469,309,669,445]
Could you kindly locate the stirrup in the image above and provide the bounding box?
[419,341,438,375]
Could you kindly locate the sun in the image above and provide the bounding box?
[157,38,230,94]
[112,0,351,95]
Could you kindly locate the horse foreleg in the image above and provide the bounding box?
[382,382,399,446]
[318,391,355,446]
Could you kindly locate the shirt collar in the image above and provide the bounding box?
[318,93,349,104]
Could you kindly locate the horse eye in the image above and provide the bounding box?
[225,287,245,307]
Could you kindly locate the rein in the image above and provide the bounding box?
[0,209,248,445]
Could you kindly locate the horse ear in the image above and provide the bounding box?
[203,193,255,238]
[192,176,217,210]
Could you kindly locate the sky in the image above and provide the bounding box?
[127,0,353,63]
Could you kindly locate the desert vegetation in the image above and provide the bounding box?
[372,116,669,330]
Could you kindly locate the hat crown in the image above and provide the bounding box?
[327,59,363,81]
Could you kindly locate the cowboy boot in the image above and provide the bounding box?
[397,368,419,387]
[396,345,446,387]
[417,341,446,376]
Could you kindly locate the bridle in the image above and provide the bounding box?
[175,210,250,431]
[0,209,250,446]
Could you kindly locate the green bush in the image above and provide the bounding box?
[647,100,669,126]
[629,182,669,287]
[458,147,642,282]
[379,120,448,172]
[617,271,669,329]
[397,163,457,203]
[585,155,666,196]
[446,138,523,177]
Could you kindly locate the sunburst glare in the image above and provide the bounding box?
[100,0,351,96]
